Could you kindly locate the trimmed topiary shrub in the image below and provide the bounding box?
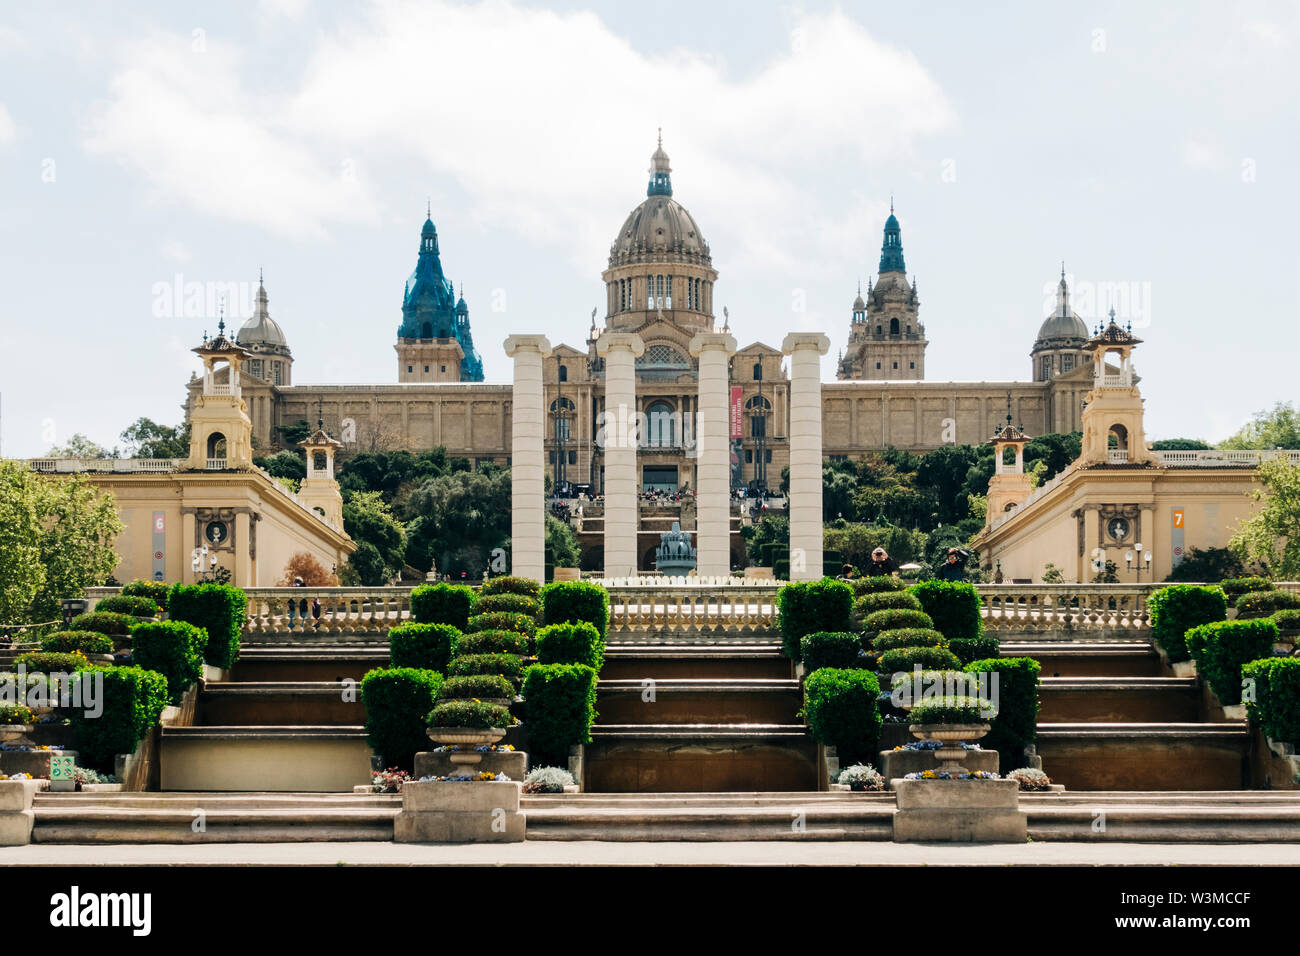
[536,621,605,671]
[388,622,461,672]
[540,582,610,640]
[909,580,983,643]
[521,662,599,767]
[877,645,962,674]
[14,651,93,673]
[1273,609,1300,633]
[467,612,536,639]
[446,653,525,684]
[481,576,542,599]
[1147,584,1227,663]
[68,611,138,641]
[777,578,854,661]
[167,583,246,669]
[40,631,114,656]
[965,656,1041,774]
[69,666,169,772]
[428,699,514,729]
[802,668,882,765]
[475,593,540,618]
[871,627,948,652]
[1243,657,1300,745]
[1236,590,1300,620]
[359,667,443,771]
[410,583,476,631]
[854,591,922,624]
[860,608,934,648]
[1184,619,1279,705]
[908,695,990,725]
[849,576,906,597]
[799,631,861,672]
[93,595,162,618]
[130,620,209,704]
[437,674,514,702]
[122,579,173,610]
[949,636,1002,667]
[1219,576,1273,604]
[457,629,528,657]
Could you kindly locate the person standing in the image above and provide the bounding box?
[938,548,966,582]
[868,547,898,577]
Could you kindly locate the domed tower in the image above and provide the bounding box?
[237,275,293,386]
[602,132,718,334]
[838,203,927,380]
[395,211,485,382]
[1032,266,1091,381]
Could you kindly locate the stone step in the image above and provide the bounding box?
[1036,722,1251,791]
[33,791,400,810]
[32,801,397,843]
[160,725,373,792]
[1002,641,1163,678]
[232,647,389,683]
[198,681,367,726]
[1037,676,1201,723]
[596,679,802,725]
[602,644,791,680]
[1024,805,1300,842]
[524,803,893,841]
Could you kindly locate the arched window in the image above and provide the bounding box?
[645,401,675,447]
[890,317,900,335]
[550,397,575,441]
[558,364,568,383]
[206,432,227,461]
[746,395,771,438]
[753,362,762,381]
[876,325,882,335]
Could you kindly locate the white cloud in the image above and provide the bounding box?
[0,103,15,145]
[1183,138,1225,170]
[82,2,954,271]
[259,0,312,19]
[161,239,193,263]
[1242,20,1286,47]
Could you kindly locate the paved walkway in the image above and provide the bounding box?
[2,841,1297,866]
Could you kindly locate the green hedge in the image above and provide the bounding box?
[458,629,528,656]
[799,632,861,672]
[167,583,246,669]
[965,656,1041,774]
[1185,619,1279,705]
[68,611,138,640]
[908,695,989,724]
[877,645,961,674]
[540,582,610,640]
[410,583,476,631]
[70,666,169,772]
[94,594,162,618]
[437,674,514,701]
[131,620,209,704]
[14,651,94,672]
[474,593,540,617]
[359,667,443,771]
[467,611,536,639]
[1236,590,1300,620]
[122,579,173,610]
[860,608,934,648]
[428,699,513,730]
[801,668,882,765]
[388,622,461,672]
[871,627,947,652]
[1147,584,1227,663]
[1220,576,1273,604]
[482,576,542,599]
[908,580,983,642]
[949,636,1002,667]
[854,590,922,620]
[777,578,853,661]
[40,631,114,656]
[849,576,906,596]
[446,653,525,684]
[1243,658,1300,745]
[536,621,605,671]
[521,663,599,767]
[1273,609,1300,632]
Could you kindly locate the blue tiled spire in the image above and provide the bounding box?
[878,199,906,274]
[397,211,484,381]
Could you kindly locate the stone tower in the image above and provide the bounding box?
[985,403,1033,526]
[298,421,344,530]
[839,204,927,380]
[187,316,254,470]
[1031,266,1090,382]
[1079,310,1152,465]
[395,210,485,383]
[236,274,293,386]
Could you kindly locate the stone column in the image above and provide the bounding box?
[596,333,644,578]
[783,333,831,581]
[504,335,552,582]
[689,332,738,578]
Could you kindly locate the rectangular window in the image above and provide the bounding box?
[745,450,753,463]
[876,362,881,370]
[549,451,557,464]
[1063,354,1074,372]
[765,450,772,463]
[751,416,766,438]
[909,361,915,369]
[568,450,577,465]
[892,361,898,370]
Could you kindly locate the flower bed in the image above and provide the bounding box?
[903,770,1000,780]
[836,763,885,791]
[522,766,576,793]
[1007,767,1054,792]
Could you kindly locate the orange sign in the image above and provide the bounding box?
[1173,509,1184,528]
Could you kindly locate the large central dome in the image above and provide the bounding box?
[608,135,711,268]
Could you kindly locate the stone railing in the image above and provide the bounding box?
[242,587,415,639]
[976,584,1160,632]
[604,583,780,637]
[1151,449,1300,467]
[23,458,183,473]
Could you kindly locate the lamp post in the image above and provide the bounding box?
[1126,543,1148,583]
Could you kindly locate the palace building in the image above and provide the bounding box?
[189,137,1102,498]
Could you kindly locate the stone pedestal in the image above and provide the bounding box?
[596,333,645,578]
[892,778,1026,842]
[880,748,999,782]
[505,335,553,583]
[782,333,830,581]
[0,749,77,779]
[689,332,737,577]
[0,779,38,846]
[414,749,527,782]
[394,780,526,843]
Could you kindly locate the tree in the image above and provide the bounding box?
[1163,547,1249,583]
[740,514,789,565]
[1230,457,1300,578]
[1220,402,1300,450]
[0,461,123,624]
[46,433,115,459]
[1151,438,1211,451]
[400,469,511,575]
[255,450,307,483]
[346,541,387,586]
[275,420,314,451]
[545,515,580,568]
[338,449,452,505]
[119,418,189,458]
[916,445,978,525]
[278,552,339,586]
[342,490,407,579]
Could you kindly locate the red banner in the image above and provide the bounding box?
[730,386,743,439]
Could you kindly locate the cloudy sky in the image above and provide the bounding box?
[0,1,1295,456]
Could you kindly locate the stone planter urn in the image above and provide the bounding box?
[426,727,507,777]
[908,722,990,776]
[0,725,35,748]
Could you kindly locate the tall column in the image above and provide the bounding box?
[504,335,552,582]
[783,333,831,581]
[689,332,737,577]
[596,333,645,578]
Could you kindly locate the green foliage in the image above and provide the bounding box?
[1150,438,1212,451]
[849,576,906,596]
[802,668,882,765]
[965,657,1041,774]
[474,593,540,617]
[437,674,514,701]
[337,448,455,503]
[1243,658,1300,745]
[521,663,599,767]
[823,522,929,568]
[70,666,169,772]
[428,698,514,730]
[467,612,537,639]
[540,582,610,640]
[908,580,983,642]
[777,578,853,661]
[1164,548,1250,584]
[167,583,246,668]
[254,450,307,483]
[877,645,962,674]
[0,461,123,626]
[854,591,922,622]
[15,651,93,672]
[1184,619,1278,705]
[40,631,114,655]
[740,514,788,566]
[410,583,476,631]
[545,514,581,570]
[68,611,138,640]
[1235,590,1300,619]
[949,636,1002,666]
[536,621,605,671]
[130,620,208,704]
[388,622,461,672]
[799,631,861,672]
[121,579,172,610]
[1219,401,1300,450]
[399,469,510,575]
[343,490,407,583]
[860,608,934,648]
[446,653,524,684]
[907,696,989,724]
[1219,577,1275,603]
[1146,585,1227,663]
[359,667,443,771]
[871,628,948,652]
[346,542,386,587]
[1272,609,1300,632]
[458,629,528,656]
[481,576,543,599]
[1230,457,1300,579]
[118,417,189,458]
[93,594,161,618]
